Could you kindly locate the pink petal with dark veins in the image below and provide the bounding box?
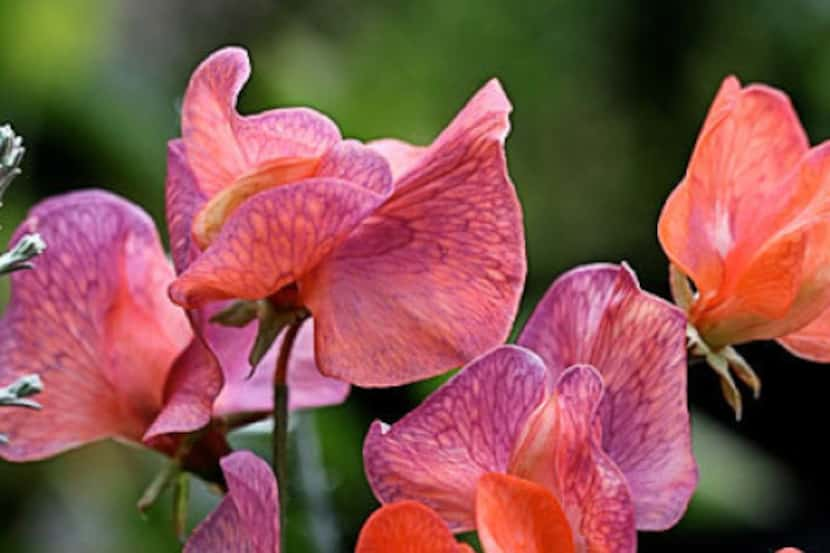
[144,309,223,440]
[169,174,392,308]
[181,46,340,196]
[210,315,349,416]
[510,365,636,553]
[166,139,207,274]
[184,450,280,553]
[367,138,427,181]
[363,345,547,532]
[518,263,697,530]
[0,191,191,460]
[302,79,526,387]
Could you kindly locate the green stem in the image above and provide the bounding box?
[273,321,302,551]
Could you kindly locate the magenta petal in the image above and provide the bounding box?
[367,138,427,180]
[166,139,206,273]
[144,312,223,440]
[511,365,636,553]
[315,140,393,195]
[181,46,340,196]
[169,177,392,308]
[303,79,526,387]
[363,345,547,532]
[518,263,697,530]
[210,316,350,416]
[0,191,191,460]
[185,450,280,553]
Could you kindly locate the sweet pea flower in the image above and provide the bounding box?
[184,450,280,553]
[658,77,830,410]
[356,477,575,553]
[0,191,346,466]
[166,46,526,387]
[364,264,698,551]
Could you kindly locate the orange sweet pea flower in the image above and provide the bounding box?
[658,76,830,414]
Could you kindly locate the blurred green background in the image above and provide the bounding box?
[1,0,829,551]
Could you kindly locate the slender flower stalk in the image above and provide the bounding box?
[272,313,307,552]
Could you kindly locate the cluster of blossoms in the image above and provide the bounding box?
[0,47,819,552]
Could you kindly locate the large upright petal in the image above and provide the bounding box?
[518,264,696,530]
[184,450,280,553]
[363,346,547,532]
[658,77,809,296]
[303,79,526,386]
[181,46,340,196]
[355,501,472,553]
[210,316,349,416]
[166,139,206,274]
[476,473,575,553]
[509,366,636,553]
[0,191,191,460]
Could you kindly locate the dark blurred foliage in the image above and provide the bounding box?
[1,0,829,551]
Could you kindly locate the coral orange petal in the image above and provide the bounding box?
[355,501,468,553]
[510,366,636,553]
[517,264,696,530]
[363,346,548,532]
[181,47,340,196]
[0,191,191,460]
[658,77,809,296]
[302,79,526,387]
[185,451,280,553]
[169,176,392,308]
[476,473,575,553]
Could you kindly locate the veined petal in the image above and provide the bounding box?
[658,76,809,296]
[518,264,696,530]
[184,450,280,553]
[476,473,575,553]
[181,47,340,196]
[303,79,526,386]
[169,176,391,308]
[166,139,209,274]
[144,310,223,440]
[210,316,349,416]
[363,346,547,532]
[355,501,472,553]
[0,191,191,460]
[510,366,636,553]
[367,138,427,180]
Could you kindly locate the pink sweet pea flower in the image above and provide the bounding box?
[0,191,346,465]
[184,450,280,553]
[364,264,698,550]
[166,46,526,387]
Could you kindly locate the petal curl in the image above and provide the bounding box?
[169,176,392,308]
[518,264,696,530]
[0,191,191,460]
[476,473,575,553]
[355,501,471,553]
[181,46,340,196]
[363,346,546,532]
[658,76,809,296]
[303,79,526,386]
[210,316,349,416]
[509,366,636,553]
[184,450,280,553]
